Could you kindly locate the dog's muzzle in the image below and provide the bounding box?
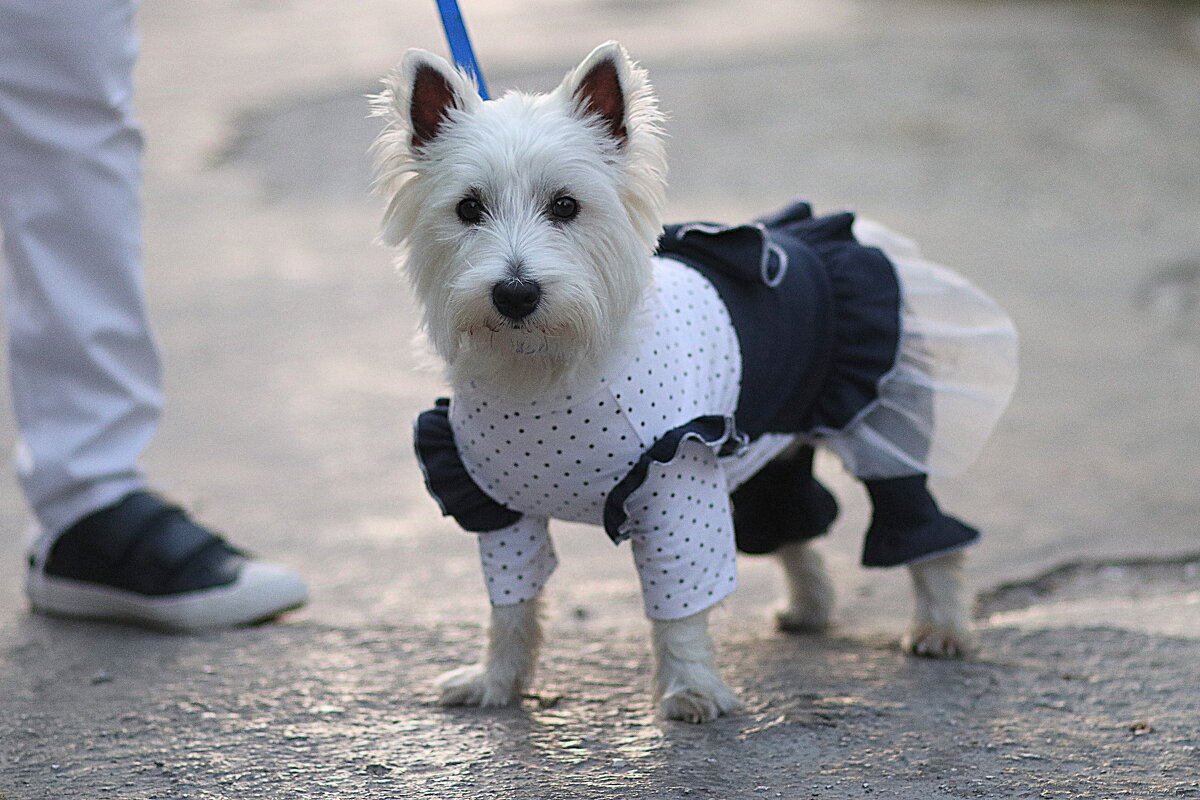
[491,278,542,321]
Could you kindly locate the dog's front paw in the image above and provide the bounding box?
[903,623,977,659]
[660,683,740,724]
[651,610,739,723]
[435,664,520,707]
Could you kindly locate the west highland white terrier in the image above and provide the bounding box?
[372,42,1018,723]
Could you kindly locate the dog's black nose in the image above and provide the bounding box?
[491,279,542,321]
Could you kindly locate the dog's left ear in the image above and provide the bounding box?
[561,42,635,147]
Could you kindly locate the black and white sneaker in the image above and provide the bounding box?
[25,491,308,632]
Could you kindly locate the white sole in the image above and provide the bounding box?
[25,561,308,632]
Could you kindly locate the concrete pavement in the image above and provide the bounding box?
[2,1,1199,796]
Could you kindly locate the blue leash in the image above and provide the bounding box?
[434,0,490,100]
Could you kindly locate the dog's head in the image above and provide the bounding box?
[372,42,667,398]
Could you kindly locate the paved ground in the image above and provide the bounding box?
[2,0,1199,797]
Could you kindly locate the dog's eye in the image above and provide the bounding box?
[550,196,579,222]
[456,198,485,225]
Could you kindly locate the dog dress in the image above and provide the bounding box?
[415,201,1018,619]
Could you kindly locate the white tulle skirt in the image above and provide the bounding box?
[815,219,1020,479]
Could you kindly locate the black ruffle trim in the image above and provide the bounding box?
[861,475,979,567]
[414,398,523,533]
[794,211,902,432]
[602,415,743,544]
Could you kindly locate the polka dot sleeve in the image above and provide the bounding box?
[627,438,738,620]
[477,516,557,607]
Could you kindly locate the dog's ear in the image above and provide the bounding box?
[371,50,481,246]
[562,42,634,147]
[553,42,667,251]
[390,49,479,150]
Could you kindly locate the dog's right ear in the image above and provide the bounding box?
[384,49,480,151]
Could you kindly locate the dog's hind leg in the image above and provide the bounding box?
[860,475,979,659]
[436,593,543,707]
[904,550,976,658]
[775,540,836,633]
[729,442,839,634]
[651,609,740,723]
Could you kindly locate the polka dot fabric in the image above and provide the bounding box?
[609,258,741,450]
[628,439,738,618]
[450,383,641,526]
[477,516,556,606]
[449,257,746,619]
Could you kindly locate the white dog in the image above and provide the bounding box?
[372,42,1018,723]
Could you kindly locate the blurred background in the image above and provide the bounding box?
[1,0,1198,637]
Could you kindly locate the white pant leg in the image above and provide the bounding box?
[0,0,160,542]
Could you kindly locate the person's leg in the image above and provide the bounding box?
[0,0,307,629]
[0,0,157,543]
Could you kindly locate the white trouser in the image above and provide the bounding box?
[0,0,160,543]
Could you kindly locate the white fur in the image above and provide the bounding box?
[775,541,975,657]
[372,42,666,399]
[904,550,977,658]
[436,594,543,707]
[774,540,836,634]
[373,42,975,722]
[652,609,741,723]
